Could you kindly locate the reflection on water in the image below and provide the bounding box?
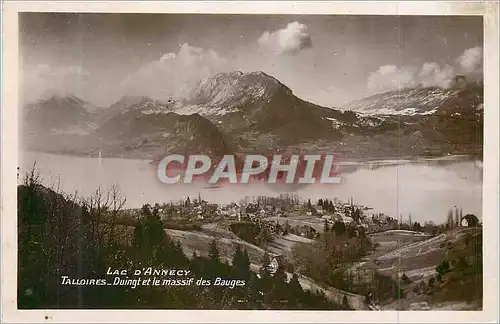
[19,151,483,224]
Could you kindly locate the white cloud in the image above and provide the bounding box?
[457,46,482,74]
[159,52,176,62]
[258,21,313,56]
[119,43,229,100]
[367,46,484,93]
[418,62,455,88]
[367,65,418,93]
[22,64,90,103]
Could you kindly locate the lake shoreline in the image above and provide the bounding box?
[21,149,481,165]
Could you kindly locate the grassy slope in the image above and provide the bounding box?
[362,228,482,310]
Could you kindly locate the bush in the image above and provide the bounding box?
[396,288,405,300]
[413,283,424,294]
[342,295,350,309]
[455,256,469,270]
[401,273,412,285]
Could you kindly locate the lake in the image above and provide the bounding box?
[19,151,483,224]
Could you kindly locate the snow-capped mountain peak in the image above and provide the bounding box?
[174,71,292,116]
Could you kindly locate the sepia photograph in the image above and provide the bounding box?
[2,1,499,323]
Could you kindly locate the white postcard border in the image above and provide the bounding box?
[1,1,498,323]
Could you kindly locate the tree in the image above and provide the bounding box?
[232,245,251,281]
[288,273,303,295]
[413,222,422,232]
[241,249,251,280]
[307,199,312,210]
[267,261,288,308]
[208,239,220,263]
[454,207,460,228]
[233,245,243,267]
[207,239,223,290]
[259,252,273,280]
[283,221,290,235]
[401,272,412,285]
[446,209,454,229]
[134,204,166,266]
[428,277,435,288]
[286,273,304,307]
[332,221,346,236]
[455,256,469,270]
[342,295,350,309]
[436,260,450,277]
[318,199,323,206]
[324,219,330,233]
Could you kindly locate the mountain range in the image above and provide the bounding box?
[22,71,484,161]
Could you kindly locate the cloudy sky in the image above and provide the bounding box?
[20,13,483,107]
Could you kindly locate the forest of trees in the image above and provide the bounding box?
[292,223,402,304]
[229,222,273,247]
[18,169,347,310]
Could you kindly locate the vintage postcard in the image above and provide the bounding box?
[1,1,499,323]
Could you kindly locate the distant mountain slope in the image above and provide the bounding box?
[343,81,483,117]
[409,83,484,158]
[24,94,100,135]
[95,109,233,158]
[344,87,459,116]
[99,96,177,125]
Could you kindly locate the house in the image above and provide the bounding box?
[461,214,480,227]
[298,225,317,238]
[269,258,279,274]
[342,216,354,224]
[268,254,285,275]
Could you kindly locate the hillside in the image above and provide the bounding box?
[359,228,483,310]
[338,82,484,159]
[18,178,356,310]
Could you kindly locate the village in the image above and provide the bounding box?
[126,192,410,240]
[123,189,480,251]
